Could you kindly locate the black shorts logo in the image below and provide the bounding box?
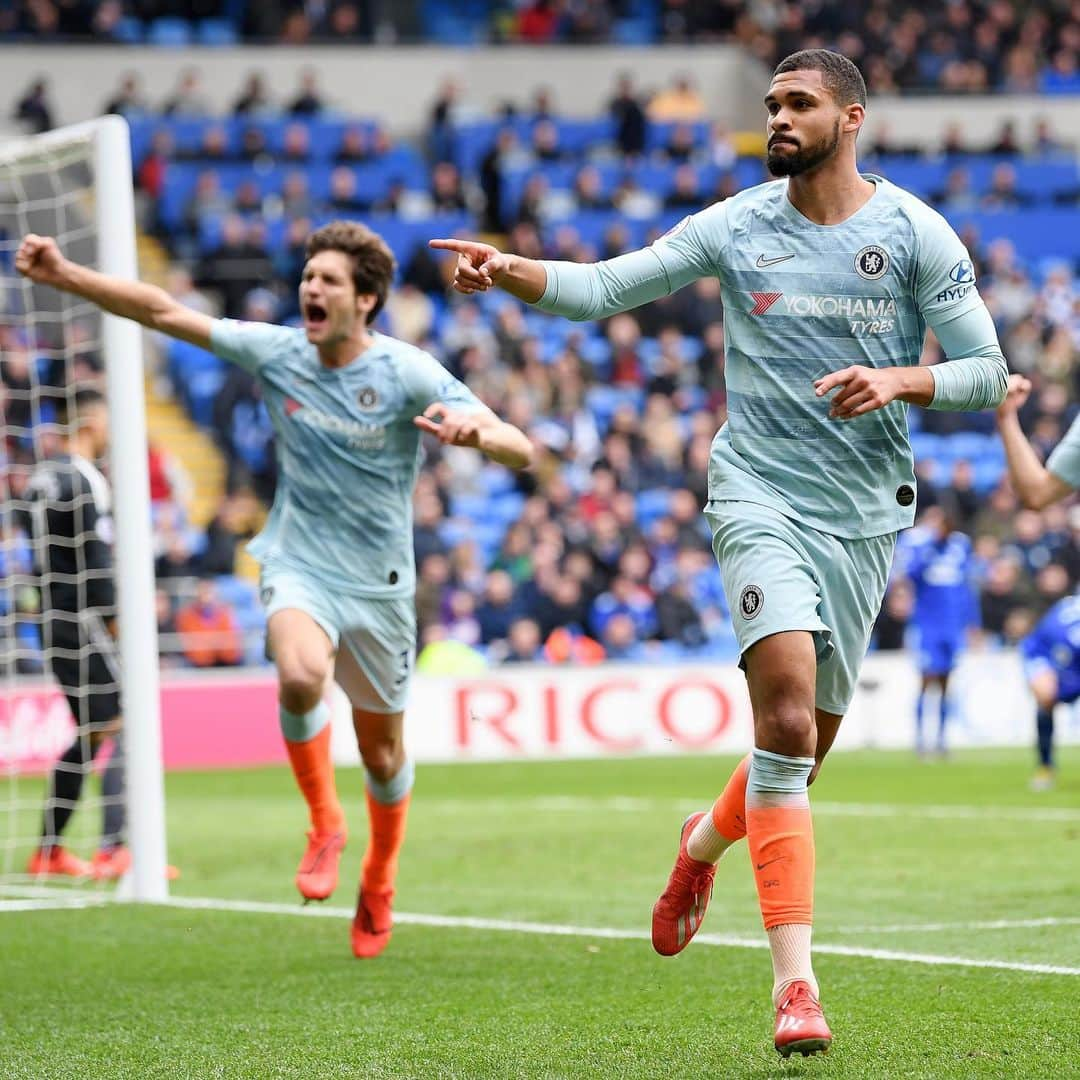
[895,484,915,507]
[260,586,275,606]
[854,245,889,280]
[739,585,764,620]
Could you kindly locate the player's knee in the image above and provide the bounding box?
[757,706,816,757]
[277,658,327,713]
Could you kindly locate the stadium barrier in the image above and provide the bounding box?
[3,652,1076,773]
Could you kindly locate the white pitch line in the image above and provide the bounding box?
[422,796,1080,824]
[840,916,1080,934]
[0,896,106,913]
[158,895,1080,977]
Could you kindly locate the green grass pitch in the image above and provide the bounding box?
[1,748,1078,1079]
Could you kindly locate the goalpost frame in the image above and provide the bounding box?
[5,116,169,900]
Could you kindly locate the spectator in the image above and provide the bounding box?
[647,75,705,122]
[609,73,647,157]
[335,125,375,163]
[502,617,543,662]
[198,497,248,576]
[162,68,212,116]
[476,570,521,645]
[14,78,53,134]
[288,68,325,114]
[280,123,312,163]
[195,216,276,317]
[175,579,243,668]
[430,161,469,213]
[516,0,561,42]
[664,165,703,210]
[232,72,273,116]
[983,163,1031,209]
[102,73,146,118]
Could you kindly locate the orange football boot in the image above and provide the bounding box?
[26,845,91,878]
[774,981,832,1058]
[651,812,716,956]
[351,888,394,958]
[295,830,346,902]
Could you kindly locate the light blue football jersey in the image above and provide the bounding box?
[537,175,1006,539]
[210,320,486,598]
[1047,414,1080,491]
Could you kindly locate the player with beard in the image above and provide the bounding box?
[429,50,1008,1056]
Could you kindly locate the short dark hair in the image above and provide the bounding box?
[305,220,397,324]
[773,50,867,108]
[56,385,107,427]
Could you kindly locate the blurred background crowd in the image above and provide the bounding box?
[6,0,1080,96]
[2,6,1079,674]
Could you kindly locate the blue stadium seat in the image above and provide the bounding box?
[146,17,192,45]
[944,208,1080,262]
[635,488,672,524]
[196,18,239,45]
[110,15,144,43]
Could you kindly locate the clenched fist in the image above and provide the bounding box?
[996,372,1032,419]
[15,234,68,288]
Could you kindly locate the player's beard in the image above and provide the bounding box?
[767,119,842,177]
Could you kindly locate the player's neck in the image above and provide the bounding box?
[316,328,376,369]
[785,159,875,226]
[64,434,96,462]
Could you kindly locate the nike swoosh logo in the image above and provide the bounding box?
[756,857,786,870]
[756,254,795,267]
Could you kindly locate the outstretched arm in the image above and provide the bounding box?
[430,210,719,322]
[16,233,214,350]
[428,237,548,304]
[996,374,1074,509]
[414,403,534,470]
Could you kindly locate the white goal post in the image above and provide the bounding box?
[0,116,168,901]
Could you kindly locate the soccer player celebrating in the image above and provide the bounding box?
[431,50,1007,1056]
[899,504,979,757]
[16,388,175,881]
[16,221,533,957]
[996,372,1080,790]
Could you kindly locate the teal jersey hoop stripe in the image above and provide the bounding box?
[537,175,1008,539]
[210,321,486,597]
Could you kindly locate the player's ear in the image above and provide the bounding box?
[355,291,378,322]
[843,102,865,137]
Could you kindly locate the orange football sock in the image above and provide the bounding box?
[284,725,345,836]
[712,753,751,841]
[687,753,750,862]
[361,789,411,895]
[745,804,815,929]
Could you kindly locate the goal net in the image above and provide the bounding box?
[0,117,168,904]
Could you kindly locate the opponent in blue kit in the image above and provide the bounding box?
[16,221,533,956]
[432,49,1008,1055]
[897,505,979,756]
[997,373,1080,789]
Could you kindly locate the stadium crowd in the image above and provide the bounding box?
[3,58,1080,673]
[6,1,1080,96]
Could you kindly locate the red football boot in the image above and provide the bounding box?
[774,981,832,1058]
[351,888,394,958]
[295,830,345,902]
[26,845,91,878]
[90,845,180,881]
[651,811,716,956]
